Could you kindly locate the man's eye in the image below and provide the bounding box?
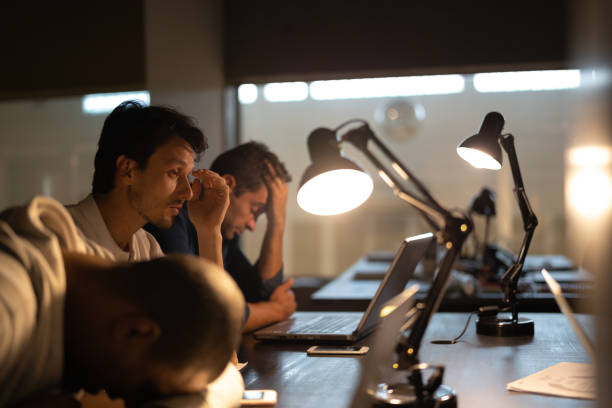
[168,170,179,177]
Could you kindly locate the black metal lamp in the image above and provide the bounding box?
[457,112,538,337]
[469,187,496,265]
[298,119,472,407]
[457,112,504,170]
[470,187,496,218]
[297,127,373,216]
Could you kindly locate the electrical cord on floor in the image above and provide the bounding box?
[430,311,477,345]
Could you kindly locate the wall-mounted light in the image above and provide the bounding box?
[263,82,308,102]
[238,84,258,104]
[310,75,465,100]
[473,70,581,93]
[82,91,150,114]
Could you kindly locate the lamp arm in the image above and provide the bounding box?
[398,239,465,367]
[498,134,538,311]
[342,123,446,210]
[358,147,443,233]
[338,122,472,367]
[366,129,445,209]
[499,134,538,231]
[340,123,454,233]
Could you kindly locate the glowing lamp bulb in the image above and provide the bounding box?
[457,147,502,170]
[297,169,373,215]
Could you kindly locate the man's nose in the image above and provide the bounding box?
[246,217,256,231]
[177,175,193,201]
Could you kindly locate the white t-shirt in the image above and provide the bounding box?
[0,196,112,406]
[66,194,164,262]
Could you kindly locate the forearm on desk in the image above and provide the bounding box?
[242,301,286,332]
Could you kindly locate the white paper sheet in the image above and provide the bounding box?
[507,362,595,399]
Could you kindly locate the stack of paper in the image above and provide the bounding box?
[507,362,595,399]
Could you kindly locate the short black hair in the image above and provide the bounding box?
[210,141,291,196]
[92,100,208,194]
[102,255,243,372]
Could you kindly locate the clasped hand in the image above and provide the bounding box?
[187,169,230,231]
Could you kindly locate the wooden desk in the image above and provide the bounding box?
[240,313,594,408]
[309,258,592,312]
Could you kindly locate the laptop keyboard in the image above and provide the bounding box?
[287,315,358,334]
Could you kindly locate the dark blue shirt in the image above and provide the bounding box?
[221,235,283,302]
[145,205,284,324]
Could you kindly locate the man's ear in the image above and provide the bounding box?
[116,155,138,186]
[223,174,236,191]
[112,315,161,346]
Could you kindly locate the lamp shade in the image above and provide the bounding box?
[297,128,373,215]
[457,112,505,170]
[470,187,496,216]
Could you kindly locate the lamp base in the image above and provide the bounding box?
[476,316,534,337]
[371,383,457,408]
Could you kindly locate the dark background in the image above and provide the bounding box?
[0,0,569,98]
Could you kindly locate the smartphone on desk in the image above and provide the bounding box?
[240,389,277,406]
[307,345,369,355]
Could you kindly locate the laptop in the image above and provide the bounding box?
[253,232,435,342]
[541,268,596,360]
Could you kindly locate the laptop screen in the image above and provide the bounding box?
[541,268,595,360]
[355,232,436,335]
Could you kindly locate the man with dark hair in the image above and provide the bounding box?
[0,197,244,407]
[146,142,296,332]
[67,100,229,265]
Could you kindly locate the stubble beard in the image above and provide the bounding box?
[128,187,177,230]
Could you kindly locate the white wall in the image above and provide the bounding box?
[145,0,225,169]
[239,78,578,278]
[0,0,227,211]
[0,97,103,209]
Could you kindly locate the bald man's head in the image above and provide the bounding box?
[62,252,244,403]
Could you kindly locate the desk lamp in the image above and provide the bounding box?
[298,119,472,407]
[469,187,496,257]
[464,187,504,280]
[457,112,537,337]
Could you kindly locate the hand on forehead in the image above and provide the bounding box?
[263,160,282,184]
